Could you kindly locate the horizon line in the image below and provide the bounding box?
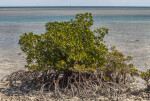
[0,6,150,7]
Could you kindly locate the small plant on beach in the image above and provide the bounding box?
[104,46,138,84]
[140,69,150,89]
[6,13,138,98]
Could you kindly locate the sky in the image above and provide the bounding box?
[0,0,150,6]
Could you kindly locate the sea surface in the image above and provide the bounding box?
[1,6,150,78]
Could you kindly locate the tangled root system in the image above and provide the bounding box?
[3,70,131,99]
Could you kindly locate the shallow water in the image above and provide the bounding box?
[0,23,45,78]
[95,22,150,71]
[1,7,150,78]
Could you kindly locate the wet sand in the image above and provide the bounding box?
[0,23,45,78]
[93,22,150,71]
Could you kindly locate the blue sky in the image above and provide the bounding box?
[0,0,150,6]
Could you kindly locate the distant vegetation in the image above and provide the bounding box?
[5,13,149,99]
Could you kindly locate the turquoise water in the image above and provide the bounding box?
[0,16,74,23]
[1,15,150,23]
[1,6,150,23]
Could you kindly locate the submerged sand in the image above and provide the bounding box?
[0,22,150,81]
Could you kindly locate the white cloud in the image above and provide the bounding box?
[0,0,150,6]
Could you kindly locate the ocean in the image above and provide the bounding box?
[0,6,150,78]
[1,6,150,23]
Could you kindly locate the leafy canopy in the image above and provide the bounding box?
[140,69,150,87]
[19,13,109,72]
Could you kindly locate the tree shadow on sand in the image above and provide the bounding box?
[0,70,43,97]
[129,87,150,100]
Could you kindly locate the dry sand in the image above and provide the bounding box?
[0,79,149,101]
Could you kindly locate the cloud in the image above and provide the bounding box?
[0,0,150,6]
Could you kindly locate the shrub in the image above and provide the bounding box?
[19,13,108,72]
[140,69,150,89]
[6,13,138,98]
[104,46,138,83]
